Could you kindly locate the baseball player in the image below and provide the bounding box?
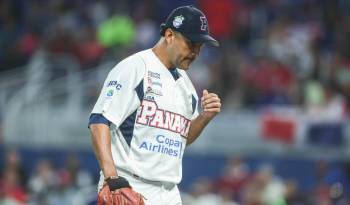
[89,5,221,205]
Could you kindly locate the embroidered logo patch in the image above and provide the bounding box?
[173,15,185,28]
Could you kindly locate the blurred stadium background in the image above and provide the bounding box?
[1,0,350,204]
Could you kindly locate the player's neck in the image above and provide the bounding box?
[152,41,173,70]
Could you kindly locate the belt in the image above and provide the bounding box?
[117,168,175,190]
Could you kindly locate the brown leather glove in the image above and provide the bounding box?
[97,176,145,205]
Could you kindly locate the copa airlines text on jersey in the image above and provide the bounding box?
[136,100,191,137]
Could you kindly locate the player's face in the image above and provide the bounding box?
[172,31,203,70]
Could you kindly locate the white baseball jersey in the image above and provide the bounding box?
[91,49,199,184]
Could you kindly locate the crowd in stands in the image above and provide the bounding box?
[2,149,350,205]
[1,0,350,112]
[0,149,96,205]
[182,157,350,205]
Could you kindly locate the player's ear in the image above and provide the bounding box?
[164,28,175,44]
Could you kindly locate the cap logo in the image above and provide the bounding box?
[200,16,208,31]
[173,15,185,28]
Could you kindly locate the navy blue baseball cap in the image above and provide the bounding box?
[160,5,219,47]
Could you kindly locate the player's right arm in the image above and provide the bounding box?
[90,123,117,178]
[88,54,145,179]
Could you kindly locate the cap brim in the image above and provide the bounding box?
[186,34,219,47]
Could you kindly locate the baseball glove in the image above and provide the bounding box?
[98,176,145,205]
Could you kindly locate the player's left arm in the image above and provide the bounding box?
[187,89,221,145]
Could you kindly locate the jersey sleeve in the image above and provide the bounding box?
[91,55,145,127]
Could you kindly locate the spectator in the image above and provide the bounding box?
[284,179,310,205]
[305,81,347,121]
[215,156,250,202]
[0,167,28,204]
[62,154,93,189]
[28,159,58,203]
[184,177,222,205]
[4,149,27,187]
[330,53,350,110]
[241,56,296,107]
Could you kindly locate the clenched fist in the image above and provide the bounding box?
[200,89,221,119]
